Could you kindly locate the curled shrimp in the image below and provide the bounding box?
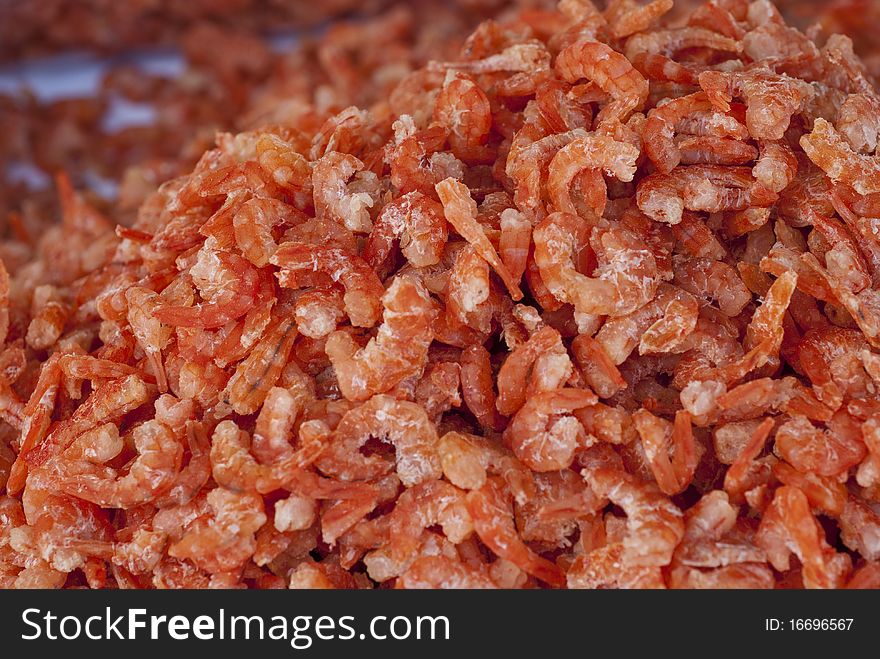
[436,178,522,299]
[56,420,183,509]
[637,165,777,225]
[800,118,880,196]
[169,487,267,574]
[445,245,493,334]
[312,152,376,233]
[325,275,434,402]
[605,0,673,39]
[271,241,384,328]
[363,192,447,271]
[504,388,597,472]
[496,325,572,416]
[698,68,814,141]
[756,486,851,589]
[624,26,741,61]
[233,197,299,267]
[221,310,297,415]
[315,394,441,487]
[547,133,639,216]
[534,212,659,317]
[836,93,880,155]
[673,255,752,317]
[753,141,798,194]
[555,40,648,127]
[433,71,492,160]
[633,409,697,496]
[390,123,465,196]
[154,251,259,329]
[294,286,345,339]
[583,467,685,567]
[774,414,866,478]
[466,477,565,587]
[398,555,497,589]
[125,286,171,393]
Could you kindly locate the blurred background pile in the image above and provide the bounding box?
[1,0,878,244]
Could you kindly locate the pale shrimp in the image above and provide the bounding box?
[637,165,777,225]
[605,0,673,39]
[836,93,880,155]
[466,478,565,587]
[433,71,492,160]
[498,209,531,287]
[642,93,715,172]
[752,141,798,194]
[495,325,572,416]
[435,178,522,300]
[325,276,434,402]
[504,388,597,472]
[429,41,551,75]
[673,255,752,317]
[437,431,535,503]
[155,250,259,329]
[800,118,880,196]
[774,415,866,478]
[583,467,685,567]
[390,124,465,196]
[555,40,648,126]
[568,541,666,589]
[24,374,150,471]
[398,555,497,589]
[632,409,697,496]
[26,285,70,351]
[624,26,741,61]
[233,197,300,267]
[363,192,447,271]
[156,421,211,507]
[125,286,171,393]
[698,68,815,141]
[571,334,628,399]
[271,241,384,328]
[594,284,697,364]
[534,212,659,317]
[370,480,473,571]
[547,133,639,217]
[639,294,701,355]
[312,152,376,234]
[169,487,267,574]
[756,486,851,589]
[459,344,505,432]
[57,420,183,509]
[252,385,309,465]
[314,394,441,487]
[294,286,345,339]
[721,417,774,503]
[445,246,493,334]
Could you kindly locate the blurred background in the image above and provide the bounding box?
[0,0,877,239]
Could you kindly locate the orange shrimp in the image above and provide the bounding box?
[547,133,639,216]
[56,420,183,509]
[436,177,522,299]
[315,394,441,487]
[633,409,697,496]
[433,71,493,160]
[554,40,648,127]
[271,241,384,328]
[363,192,447,271]
[800,118,880,196]
[504,388,597,472]
[466,478,565,587]
[325,275,435,402]
[154,251,259,329]
[312,152,376,233]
